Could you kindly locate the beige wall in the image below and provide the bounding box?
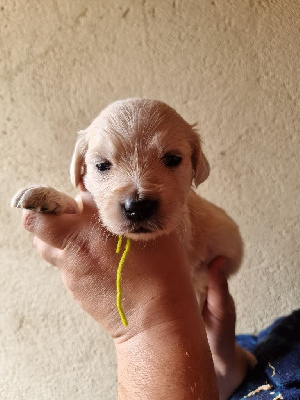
[1,1,299,398]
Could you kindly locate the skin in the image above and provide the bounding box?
[21,189,255,399]
[203,258,257,399]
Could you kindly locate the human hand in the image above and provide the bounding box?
[22,190,219,399]
[203,258,257,400]
[23,190,191,339]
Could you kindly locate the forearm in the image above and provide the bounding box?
[115,305,219,399]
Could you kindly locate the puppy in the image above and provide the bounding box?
[12,98,243,307]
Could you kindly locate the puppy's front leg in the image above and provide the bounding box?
[11,185,79,215]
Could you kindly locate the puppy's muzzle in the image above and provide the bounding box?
[122,197,158,222]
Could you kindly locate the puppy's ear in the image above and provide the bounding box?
[70,130,88,188]
[190,127,210,187]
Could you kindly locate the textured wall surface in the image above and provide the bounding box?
[1,1,299,399]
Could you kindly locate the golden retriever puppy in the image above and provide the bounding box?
[12,98,243,307]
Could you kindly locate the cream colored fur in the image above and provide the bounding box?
[12,98,243,307]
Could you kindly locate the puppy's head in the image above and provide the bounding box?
[70,99,209,240]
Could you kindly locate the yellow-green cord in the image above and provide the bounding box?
[116,235,131,326]
[116,235,123,254]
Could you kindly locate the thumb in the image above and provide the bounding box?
[205,257,232,318]
[208,257,229,296]
[22,209,81,250]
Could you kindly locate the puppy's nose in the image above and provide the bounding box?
[122,198,158,222]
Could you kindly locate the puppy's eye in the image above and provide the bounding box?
[95,161,112,172]
[163,154,182,167]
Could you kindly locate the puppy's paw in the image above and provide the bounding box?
[11,185,79,215]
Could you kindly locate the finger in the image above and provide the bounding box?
[78,180,87,192]
[208,257,229,293]
[77,190,99,216]
[22,210,81,250]
[33,236,63,267]
[206,257,232,314]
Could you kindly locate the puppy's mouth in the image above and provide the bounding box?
[123,221,165,240]
[131,226,153,234]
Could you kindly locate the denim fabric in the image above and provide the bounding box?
[230,309,300,400]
